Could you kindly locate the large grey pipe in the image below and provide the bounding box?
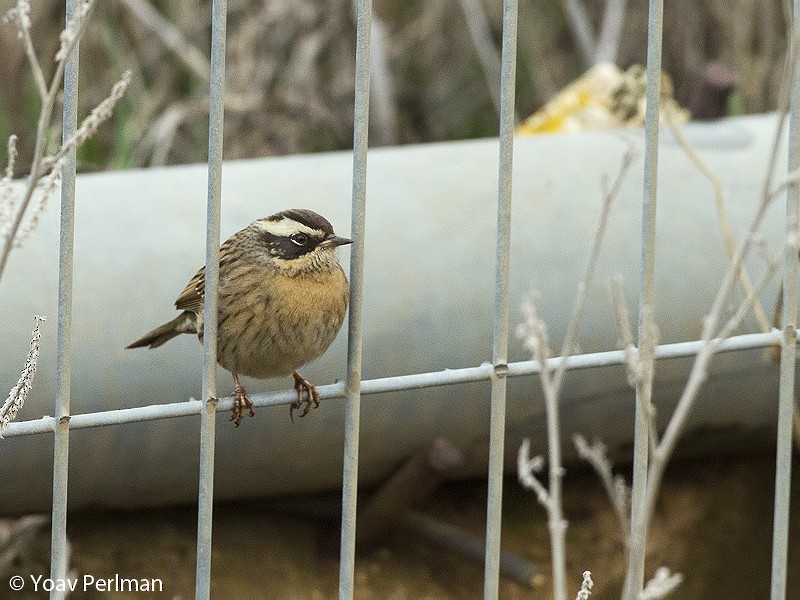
[0,113,788,513]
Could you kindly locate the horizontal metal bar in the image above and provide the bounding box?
[3,327,786,440]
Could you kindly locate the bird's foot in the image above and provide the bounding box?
[230,375,255,427]
[290,370,320,421]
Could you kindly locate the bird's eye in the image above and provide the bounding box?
[290,233,308,246]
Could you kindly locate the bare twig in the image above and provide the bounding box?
[0,0,98,281]
[517,438,551,508]
[610,276,660,452]
[552,143,637,391]
[3,1,47,99]
[137,102,198,167]
[559,0,596,66]
[769,165,800,199]
[639,567,683,599]
[370,17,398,145]
[0,136,19,241]
[1,316,45,437]
[457,0,503,116]
[0,0,132,282]
[528,309,569,600]
[594,0,628,64]
[0,515,49,574]
[119,0,267,164]
[609,275,636,356]
[517,144,636,600]
[575,570,593,600]
[43,71,132,174]
[8,70,131,251]
[636,305,660,455]
[115,0,210,81]
[517,299,568,600]
[666,111,771,333]
[625,47,799,591]
[716,251,781,342]
[574,434,630,539]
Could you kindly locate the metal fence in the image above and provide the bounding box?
[2,0,797,598]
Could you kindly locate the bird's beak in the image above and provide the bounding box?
[319,234,353,249]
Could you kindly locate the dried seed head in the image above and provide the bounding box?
[1,315,46,437]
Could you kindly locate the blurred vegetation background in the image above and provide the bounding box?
[0,0,791,174]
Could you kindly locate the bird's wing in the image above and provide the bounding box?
[175,265,206,313]
[174,236,240,313]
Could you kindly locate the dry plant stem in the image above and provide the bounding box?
[518,440,549,505]
[369,17,398,145]
[115,0,210,80]
[635,305,659,455]
[667,117,772,333]
[629,108,793,577]
[45,72,131,171]
[457,0,503,116]
[625,36,797,589]
[716,253,781,341]
[610,275,636,351]
[608,275,654,444]
[594,0,627,64]
[139,100,212,166]
[1,315,45,436]
[574,434,630,539]
[0,514,49,572]
[559,0,595,65]
[0,137,18,236]
[0,0,95,281]
[575,570,593,600]
[640,567,683,599]
[16,14,47,99]
[551,145,636,392]
[610,276,658,451]
[772,165,800,195]
[119,0,259,164]
[521,147,635,600]
[533,333,568,600]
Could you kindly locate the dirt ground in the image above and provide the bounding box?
[4,450,799,599]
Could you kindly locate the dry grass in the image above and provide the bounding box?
[0,0,792,172]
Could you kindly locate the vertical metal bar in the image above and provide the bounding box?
[50,0,79,594]
[483,0,517,597]
[770,12,799,597]
[338,0,371,596]
[625,0,663,596]
[194,0,226,596]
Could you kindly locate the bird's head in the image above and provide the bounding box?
[253,208,353,274]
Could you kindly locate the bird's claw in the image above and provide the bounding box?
[290,370,320,422]
[230,382,255,427]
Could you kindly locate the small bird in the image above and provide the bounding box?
[127,208,352,426]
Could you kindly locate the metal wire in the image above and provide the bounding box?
[483,0,518,596]
[50,0,80,595]
[24,0,798,596]
[770,6,800,596]
[194,0,227,595]
[338,0,372,595]
[625,0,664,595]
[4,328,791,439]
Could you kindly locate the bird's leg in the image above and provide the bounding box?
[290,370,320,421]
[230,372,255,427]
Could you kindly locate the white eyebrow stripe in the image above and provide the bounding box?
[256,218,319,237]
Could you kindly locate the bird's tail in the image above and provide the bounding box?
[126,311,197,349]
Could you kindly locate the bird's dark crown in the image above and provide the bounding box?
[267,209,334,236]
